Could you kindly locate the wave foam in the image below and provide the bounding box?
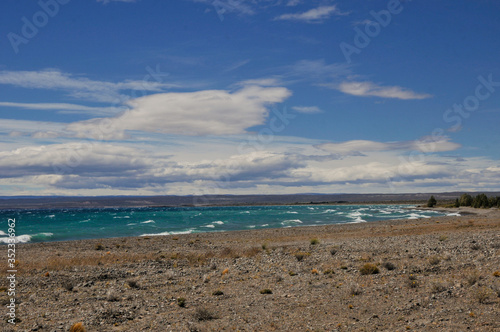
[141,229,194,237]
[281,219,303,225]
[0,234,32,244]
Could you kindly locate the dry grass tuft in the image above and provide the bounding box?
[193,307,217,321]
[177,297,186,307]
[69,322,86,332]
[428,255,440,265]
[430,280,448,293]
[475,287,493,304]
[310,238,320,245]
[360,263,379,275]
[465,270,480,286]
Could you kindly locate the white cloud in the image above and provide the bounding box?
[0,101,126,116]
[0,69,179,103]
[0,133,498,195]
[301,161,451,185]
[291,59,350,79]
[337,81,432,100]
[286,0,301,6]
[0,143,149,178]
[194,0,255,16]
[292,106,322,113]
[274,6,344,23]
[66,85,292,138]
[235,78,283,87]
[317,137,461,156]
[0,119,66,136]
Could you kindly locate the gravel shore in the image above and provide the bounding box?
[2,207,500,331]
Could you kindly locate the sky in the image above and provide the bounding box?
[0,0,499,196]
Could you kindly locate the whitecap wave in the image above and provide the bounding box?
[446,212,461,217]
[407,213,431,220]
[202,224,215,228]
[0,234,32,244]
[212,221,224,225]
[281,219,303,225]
[141,220,155,224]
[286,211,298,214]
[323,209,336,213]
[141,229,194,237]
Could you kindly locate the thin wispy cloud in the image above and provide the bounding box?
[337,81,432,100]
[0,102,126,116]
[0,70,179,103]
[274,6,344,23]
[286,0,301,6]
[292,106,322,113]
[290,59,351,78]
[317,137,460,156]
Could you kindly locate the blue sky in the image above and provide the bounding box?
[0,0,499,196]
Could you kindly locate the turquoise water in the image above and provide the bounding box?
[0,205,453,243]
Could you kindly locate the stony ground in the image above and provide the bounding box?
[1,207,500,331]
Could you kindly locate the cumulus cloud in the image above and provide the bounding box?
[274,6,344,23]
[317,137,461,156]
[66,85,292,138]
[337,81,432,100]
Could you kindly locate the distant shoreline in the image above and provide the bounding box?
[2,191,499,210]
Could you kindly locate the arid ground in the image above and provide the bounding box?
[2,207,500,331]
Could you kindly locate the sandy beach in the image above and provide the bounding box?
[2,207,500,331]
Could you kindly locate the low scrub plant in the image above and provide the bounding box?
[360,263,379,275]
